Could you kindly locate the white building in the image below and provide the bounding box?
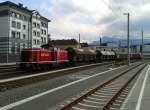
[31,10,49,48]
[0,1,50,63]
[136,44,150,59]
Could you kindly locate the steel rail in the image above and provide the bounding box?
[59,63,147,110]
[101,63,146,110]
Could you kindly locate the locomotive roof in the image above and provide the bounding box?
[21,48,49,51]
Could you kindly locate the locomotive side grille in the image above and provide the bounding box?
[21,51,30,62]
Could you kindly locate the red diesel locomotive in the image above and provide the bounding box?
[19,48,68,69]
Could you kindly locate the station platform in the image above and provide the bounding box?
[120,63,150,110]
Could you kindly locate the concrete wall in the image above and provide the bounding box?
[0,8,31,62]
[0,16,9,57]
[0,53,19,63]
[0,16,9,37]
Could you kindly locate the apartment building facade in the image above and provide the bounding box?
[0,1,50,63]
[31,10,49,48]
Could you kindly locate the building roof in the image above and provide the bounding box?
[40,16,51,22]
[0,1,50,22]
[49,39,79,46]
[31,10,51,22]
[0,1,32,14]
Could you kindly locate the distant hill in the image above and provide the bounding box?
[91,36,150,47]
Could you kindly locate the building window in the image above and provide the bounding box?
[41,29,43,34]
[37,23,40,28]
[23,25,26,30]
[12,21,16,28]
[23,34,26,39]
[33,31,36,36]
[45,23,47,27]
[37,32,40,37]
[44,38,46,43]
[41,22,47,27]
[41,37,43,43]
[44,30,46,35]
[37,40,40,45]
[19,14,22,19]
[17,32,21,39]
[23,15,27,21]
[33,22,36,27]
[11,31,16,38]
[17,22,21,29]
[33,39,36,45]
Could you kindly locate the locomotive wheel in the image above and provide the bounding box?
[40,64,49,71]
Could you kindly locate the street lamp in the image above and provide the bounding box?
[124,13,130,65]
[141,29,144,62]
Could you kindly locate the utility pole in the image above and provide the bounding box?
[124,13,130,65]
[142,30,144,62]
[78,33,80,48]
[119,40,121,49]
[100,36,101,47]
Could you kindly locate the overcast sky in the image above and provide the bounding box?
[1,0,150,42]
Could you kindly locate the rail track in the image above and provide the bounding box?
[0,64,23,79]
[0,59,133,80]
[0,65,25,79]
[0,62,112,91]
[0,62,112,79]
[0,64,16,71]
[56,62,147,110]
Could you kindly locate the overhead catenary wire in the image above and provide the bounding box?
[100,0,126,37]
[101,0,122,18]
